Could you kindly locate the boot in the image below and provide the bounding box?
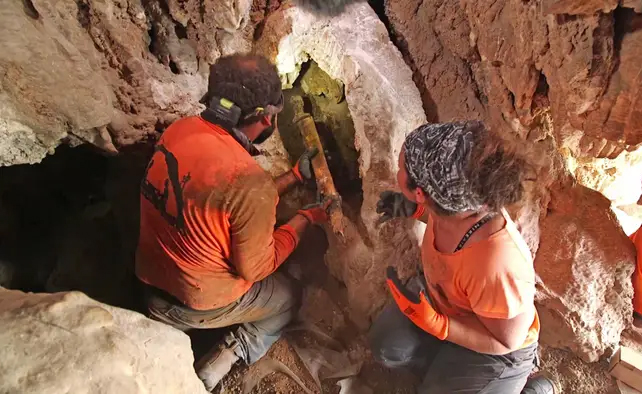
[522,371,561,394]
[195,341,240,392]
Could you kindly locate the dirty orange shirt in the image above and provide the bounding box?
[630,227,642,317]
[136,116,299,310]
[422,209,540,348]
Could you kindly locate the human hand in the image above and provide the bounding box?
[297,196,335,225]
[385,267,449,340]
[292,148,319,183]
[376,191,419,223]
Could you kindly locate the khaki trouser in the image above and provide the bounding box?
[142,272,300,364]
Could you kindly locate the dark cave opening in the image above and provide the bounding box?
[532,72,550,111]
[614,7,642,60]
[0,144,149,310]
[174,21,188,40]
[22,0,40,20]
[169,59,181,74]
[368,0,393,40]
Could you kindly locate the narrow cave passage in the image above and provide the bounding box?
[277,60,364,223]
[0,144,149,310]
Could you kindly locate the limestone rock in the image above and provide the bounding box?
[0,0,113,165]
[574,9,642,146]
[0,288,207,394]
[535,183,636,362]
[566,147,642,210]
[300,62,345,103]
[256,3,427,325]
[622,0,642,12]
[386,0,641,162]
[543,0,619,15]
[450,0,635,152]
[0,0,258,166]
[385,0,485,124]
[387,0,641,361]
[167,0,251,33]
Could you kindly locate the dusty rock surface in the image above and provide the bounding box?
[0,0,260,166]
[387,0,642,155]
[386,0,639,363]
[0,288,207,394]
[255,2,427,327]
[539,345,618,394]
[536,182,636,362]
[0,0,114,165]
[2,0,642,391]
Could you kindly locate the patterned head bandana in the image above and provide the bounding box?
[403,121,483,213]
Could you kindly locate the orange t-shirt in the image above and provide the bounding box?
[630,227,642,317]
[421,209,540,348]
[135,116,299,310]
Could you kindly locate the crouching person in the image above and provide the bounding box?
[370,121,559,394]
[135,54,329,391]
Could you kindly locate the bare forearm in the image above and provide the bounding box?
[446,315,517,355]
[274,171,299,196]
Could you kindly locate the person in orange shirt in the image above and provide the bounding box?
[630,205,642,328]
[370,121,559,393]
[136,54,331,391]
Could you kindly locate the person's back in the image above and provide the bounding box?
[135,54,332,392]
[136,116,282,310]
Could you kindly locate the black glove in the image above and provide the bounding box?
[293,147,319,182]
[376,191,418,223]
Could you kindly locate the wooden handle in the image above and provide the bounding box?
[293,101,345,236]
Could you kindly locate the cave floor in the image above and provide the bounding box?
[191,226,417,394]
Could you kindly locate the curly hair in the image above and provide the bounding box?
[205,54,282,126]
[467,122,529,213]
[405,121,530,215]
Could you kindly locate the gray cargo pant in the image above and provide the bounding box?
[369,278,537,394]
[142,272,299,364]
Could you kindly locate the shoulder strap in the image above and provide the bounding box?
[454,213,495,252]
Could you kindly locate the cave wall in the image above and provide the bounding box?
[385,0,639,362]
[254,3,428,327]
[2,0,641,371]
[0,288,207,394]
[386,0,642,152]
[0,0,263,166]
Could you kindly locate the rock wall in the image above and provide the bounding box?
[0,288,207,394]
[255,2,427,327]
[536,182,635,362]
[386,0,640,361]
[2,0,641,372]
[0,0,259,166]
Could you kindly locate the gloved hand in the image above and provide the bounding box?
[385,267,449,340]
[292,148,319,183]
[297,196,334,225]
[376,191,422,223]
